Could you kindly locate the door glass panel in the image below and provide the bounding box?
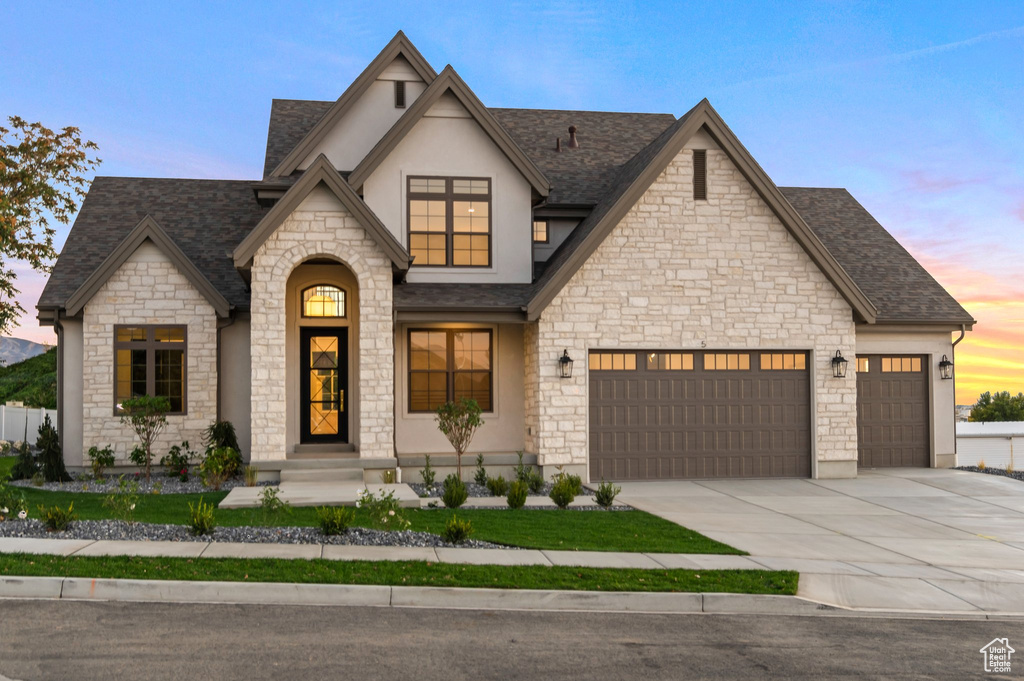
[309,336,341,436]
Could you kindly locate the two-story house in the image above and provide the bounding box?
[38,32,974,482]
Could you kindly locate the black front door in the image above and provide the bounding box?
[300,327,348,443]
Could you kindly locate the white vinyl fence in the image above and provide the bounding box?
[956,422,1024,469]
[0,404,57,444]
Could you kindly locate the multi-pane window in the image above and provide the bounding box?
[302,284,346,318]
[881,356,922,373]
[759,353,807,371]
[588,353,637,371]
[856,357,870,373]
[408,329,492,412]
[533,220,548,243]
[646,352,694,370]
[408,176,491,267]
[703,353,750,371]
[114,325,186,414]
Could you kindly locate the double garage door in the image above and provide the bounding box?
[589,350,812,481]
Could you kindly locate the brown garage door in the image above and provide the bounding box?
[856,355,929,467]
[589,350,811,481]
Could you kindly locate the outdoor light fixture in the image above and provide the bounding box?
[938,355,954,380]
[558,349,574,378]
[831,350,849,379]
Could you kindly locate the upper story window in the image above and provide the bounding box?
[302,284,346,318]
[408,176,491,268]
[114,325,187,414]
[533,220,549,243]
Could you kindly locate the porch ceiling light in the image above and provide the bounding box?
[558,349,574,379]
[938,354,954,380]
[831,350,849,379]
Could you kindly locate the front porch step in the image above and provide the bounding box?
[280,467,364,483]
[290,443,356,457]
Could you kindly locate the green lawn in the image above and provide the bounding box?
[0,553,795,594]
[0,457,742,554]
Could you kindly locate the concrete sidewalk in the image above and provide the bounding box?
[2,535,1024,615]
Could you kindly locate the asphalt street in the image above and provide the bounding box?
[0,600,1020,680]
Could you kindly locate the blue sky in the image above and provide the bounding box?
[3,0,1023,401]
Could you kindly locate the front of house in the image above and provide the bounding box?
[38,32,975,482]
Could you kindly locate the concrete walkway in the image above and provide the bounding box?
[614,468,1024,614]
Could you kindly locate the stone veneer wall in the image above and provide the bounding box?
[81,244,217,461]
[249,196,395,461]
[526,146,859,474]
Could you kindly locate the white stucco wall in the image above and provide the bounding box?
[60,318,84,468]
[855,327,958,467]
[80,242,218,462]
[299,55,428,172]
[362,92,534,284]
[249,186,395,461]
[525,142,859,479]
[219,317,252,461]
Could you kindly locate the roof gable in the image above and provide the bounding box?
[348,66,551,197]
[233,154,411,269]
[527,100,878,324]
[66,215,231,317]
[267,31,437,178]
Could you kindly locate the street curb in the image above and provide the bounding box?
[1,575,1020,619]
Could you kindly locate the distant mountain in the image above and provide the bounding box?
[0,337,50,367]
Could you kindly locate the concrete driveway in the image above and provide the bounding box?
[617,468,1024,613]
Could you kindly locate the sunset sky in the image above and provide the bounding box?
[2,1,1022,404]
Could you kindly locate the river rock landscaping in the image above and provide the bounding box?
[9,473,262,495]
[955,466,1024,482]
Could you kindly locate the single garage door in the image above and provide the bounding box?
[855,355,929,467]
[589,350,811,481]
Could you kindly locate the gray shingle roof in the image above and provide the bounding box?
[39,177,266,310]
[263,99,333,178]
[393,283,532,310]
[779,187,974,325]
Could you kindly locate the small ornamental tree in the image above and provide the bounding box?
[119,395,170,481]
[36,414,70,482]
[435,397,484,480]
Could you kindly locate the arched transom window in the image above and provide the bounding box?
[302,284,346,318]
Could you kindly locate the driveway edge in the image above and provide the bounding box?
[0,576,1019,620]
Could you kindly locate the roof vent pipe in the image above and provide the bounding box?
[567,125,580,149]
[555,137,562,152]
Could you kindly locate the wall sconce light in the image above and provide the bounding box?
[831,350,849,379]
[558,349,574,378]
[938,355,954,380]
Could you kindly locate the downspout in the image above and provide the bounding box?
[951,324,966,462]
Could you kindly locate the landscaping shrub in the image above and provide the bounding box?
[441,473,468,509]
[11,440,36,481]
[485,475,509,497]
[442,514,474,545]
[549,477,576,509]
[435,397,484,479]
[379,470,396,484]
[243,465,259,487]
[594,480,622,509]
[0,472,27,520]
[978,459,986,470]
[87,445,115,480]
[506,480,528,509]
[419,454,435,487]
[513,450,530,483]
[199,446,242,490]
[160,441,197,482]
[259,486,291,524]
[187,498,216,536]
[316,506,355,536]
[473,454,488,486]
[36,416,70,483]
[550,466,583,496]
[203,420,240,453]
[527,469,544,494]
[31,471,44,487]
[38,503,77,532]
[355,488,411,530]
[119,395,170,481]
[0,441,9,456]
[102,476,140,524]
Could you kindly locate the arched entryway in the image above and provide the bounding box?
[285,260,359,453]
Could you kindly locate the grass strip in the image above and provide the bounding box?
[0,552,796,594]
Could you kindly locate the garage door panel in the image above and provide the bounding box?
[589,350,811,480]
[856,354,929,468]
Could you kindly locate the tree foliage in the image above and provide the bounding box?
[0,116,100,333]
[119,395,170,481]
[969,391,1024,422]
[435,398,484,479]
[0,347,56,408]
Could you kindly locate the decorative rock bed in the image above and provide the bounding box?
[0,518,510,549]
[9,473,266,495]
[955,466,1024,482]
